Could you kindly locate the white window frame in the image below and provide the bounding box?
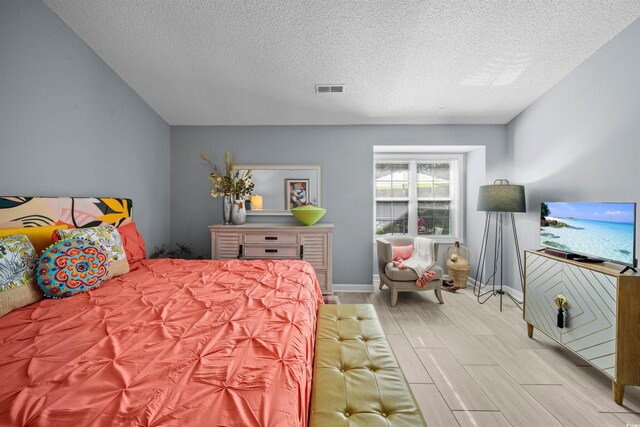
[373,153,464,243]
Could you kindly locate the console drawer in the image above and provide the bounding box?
[244,245,298,259]
[245,233,297,245]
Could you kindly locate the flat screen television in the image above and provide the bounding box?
[540,202,637,268]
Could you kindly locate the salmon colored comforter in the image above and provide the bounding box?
[0,259,323,426]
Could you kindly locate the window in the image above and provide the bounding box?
[374,154,463,241]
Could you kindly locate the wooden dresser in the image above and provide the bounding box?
[524,250,640,404]
[209,223,333,294]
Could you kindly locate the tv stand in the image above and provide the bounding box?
[524,250,640,405]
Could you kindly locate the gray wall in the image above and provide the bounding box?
[0,0,171,251]
[171,125,508,284]
[506,18,640,292]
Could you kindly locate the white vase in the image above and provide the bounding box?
[231,196,247,225]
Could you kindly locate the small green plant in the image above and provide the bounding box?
[150,243,203,260]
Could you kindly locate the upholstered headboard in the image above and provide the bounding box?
[0,197,132,229]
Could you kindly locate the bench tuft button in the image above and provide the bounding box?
[382,413,387,417]
[344,412,349,417]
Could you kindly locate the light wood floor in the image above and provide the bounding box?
[336,286,640,427]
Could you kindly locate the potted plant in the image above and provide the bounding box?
[201,152,254,225]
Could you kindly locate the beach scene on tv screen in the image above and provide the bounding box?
[540,202,635,265]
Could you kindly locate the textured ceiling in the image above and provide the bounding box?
[44,1,640,125]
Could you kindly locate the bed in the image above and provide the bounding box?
[0,197,323,426]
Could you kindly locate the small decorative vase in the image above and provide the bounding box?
[231,196,247,225]
[223,194,232,225]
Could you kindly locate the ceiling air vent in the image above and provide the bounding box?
[315,84,345,93]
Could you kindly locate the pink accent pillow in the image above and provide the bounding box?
[392,244,414,260]
[117,221,147,263]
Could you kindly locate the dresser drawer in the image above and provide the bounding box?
[245,233,297,245]
[244,245,298,259]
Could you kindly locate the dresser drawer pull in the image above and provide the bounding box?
[237,244,243,260]
[265,249,278,253]
[265,236,278,241]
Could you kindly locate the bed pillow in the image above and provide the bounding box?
[37,239,109,299]
[0,234,41,317]
[0,224,68,254]
[392,244,414,260]
[55,225,129,279]
[117,221,147,263]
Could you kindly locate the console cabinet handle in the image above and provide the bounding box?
[300,245,304,260]
[265,249,278,253]
[265,236,278,241]
[237,244,243,259]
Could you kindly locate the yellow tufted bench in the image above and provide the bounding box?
[310,304,427,426]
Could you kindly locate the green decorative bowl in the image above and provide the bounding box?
[291,205,327,226]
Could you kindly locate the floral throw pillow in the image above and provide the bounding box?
[0,234,37,291]
[56,225,129,279]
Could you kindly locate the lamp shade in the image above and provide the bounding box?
[251,194,263,210]
[477,183,526,212]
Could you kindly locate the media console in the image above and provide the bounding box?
[524,249,640,405]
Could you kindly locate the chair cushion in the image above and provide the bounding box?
[385,262,443,282]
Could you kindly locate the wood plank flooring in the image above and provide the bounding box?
[336,287,640,426]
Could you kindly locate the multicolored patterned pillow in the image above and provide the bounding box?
[0,234,37,291]
[37,239,109,298]
[56,225,129,278]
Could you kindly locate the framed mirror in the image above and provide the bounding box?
[235,164,322,216]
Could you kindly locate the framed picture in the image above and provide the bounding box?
[285,179,309,210]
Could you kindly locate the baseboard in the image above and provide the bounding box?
[333,283,375,293]
[466,277,523,302]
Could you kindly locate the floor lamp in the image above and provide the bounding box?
[473,179,525,311]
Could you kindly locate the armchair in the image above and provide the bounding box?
[376,236,444,307]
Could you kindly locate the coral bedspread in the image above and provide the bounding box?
[0,259,323,426]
